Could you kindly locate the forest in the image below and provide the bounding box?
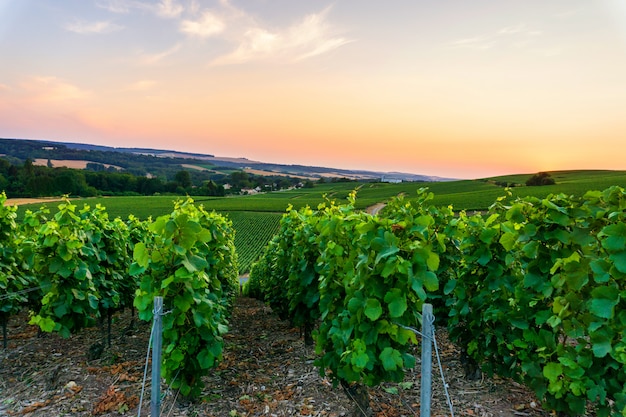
[0,157,313,198]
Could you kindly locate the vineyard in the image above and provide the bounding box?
[246,187,626,416]
[2,176,626,416]
[12,170,626,218]
[228,212,281,273]
[1,194,239,401]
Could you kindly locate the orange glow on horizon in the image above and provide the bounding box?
[1,2,626,178]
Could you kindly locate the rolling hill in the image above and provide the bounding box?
[0,137,453,182]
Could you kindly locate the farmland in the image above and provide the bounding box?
[12,170,626,274]
[14,170,626,217]
[2,169,626,416]
[246,183,626,416]
[228,211,282,273]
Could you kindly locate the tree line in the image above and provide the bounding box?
[0,158,308,198]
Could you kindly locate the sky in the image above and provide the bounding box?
[1,1,626,179]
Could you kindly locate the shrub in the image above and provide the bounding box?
[526,172,555,186]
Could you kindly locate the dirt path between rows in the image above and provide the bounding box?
[0,296,550,417]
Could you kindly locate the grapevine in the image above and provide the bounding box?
[131,197,238,398]
[0,192,34,348]
[250,186,626,416]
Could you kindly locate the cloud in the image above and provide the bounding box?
[96,0,133,14]
[98,1,352,64]
[449,24,541,50]
[498,24,542,36]
[65,20,122,34]
[155,0,184,18]
[98,0,183,18]
[211,6,353,65]
[180,11,225,38]
[297,37,353,60]
[448,35,496,50]
[21,76,91,102]
[0,83,10,92]
[139,43,182,65]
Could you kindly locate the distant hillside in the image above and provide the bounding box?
[0,137,454,182]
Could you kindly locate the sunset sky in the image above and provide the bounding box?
[1,0,626,179]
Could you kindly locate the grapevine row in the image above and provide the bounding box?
[0,194,238,398]
[248,187,626,416]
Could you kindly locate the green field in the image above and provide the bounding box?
[16,170,626,217]
[13,170,626,275]
[228,211,281,273]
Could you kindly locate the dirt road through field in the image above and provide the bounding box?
[366,203,386,215]
[4,197,66,206]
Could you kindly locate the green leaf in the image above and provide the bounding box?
[351,352,369,369]
[174,292,194,313]
[58,244,72,261]
[161,275,175,289]
[348,296,364,313]
[543,362,563,383]
[479,227,498,244]
[522,241,538,259]
[402,352,416,369]
[364,298,383,321]
[72,288,85,300]
[196,229,212,243]
[590,259,611,284]
[134,293,153,317]
[193,310,207,327]
[379,347,403,371]
[421,271,438,292]
[383,386,398,395]
[373,232,400,264]
[557,356,578,369]
[187,254,209,272]
[523,272,546,291]
[376,245,400,264]
[476,247,492,266]
[381,260,396,278]
[88,294,99,310]
[426,251,439,271]
[396,327,417,345]
[590,331,613,358]
[410,278,427,300]
[197,349,215,369]
[443,279,456,295]
[75,264,90,280]
[169,348,184,365]
[217,323,228,335]
[53,303,69,318]
[31,316,56,333]
[610,250,626,273]
[133,242,149,268]
[601,223,626,252]
[590,286,619,319]
[499,232,517,251]
[129,262,146,276]
[384,289,407,318]
[182,255,198,273]
[510,319,529,330]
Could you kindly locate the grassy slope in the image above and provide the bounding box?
[15,170,626,217]
[14,170,626,273]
